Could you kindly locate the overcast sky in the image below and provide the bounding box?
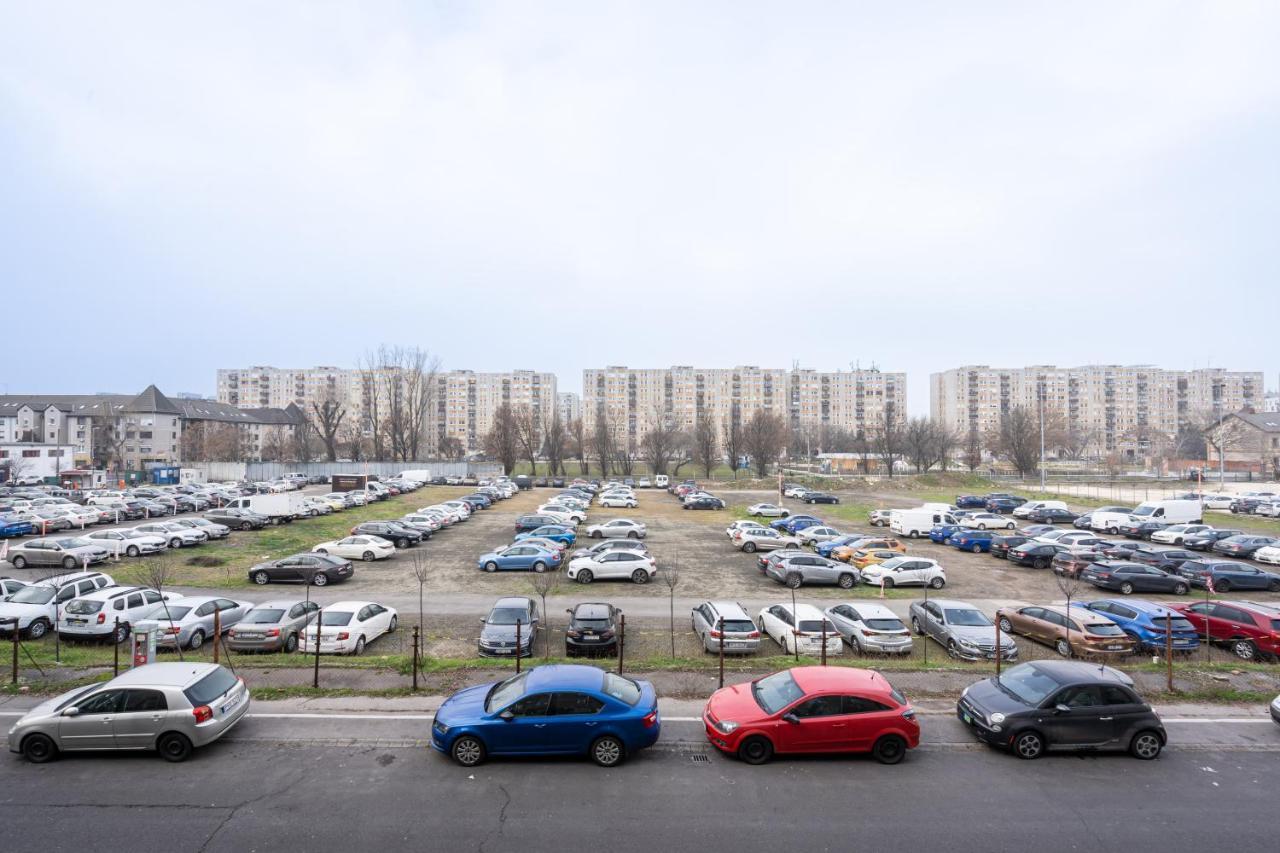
[2,2,1277,413]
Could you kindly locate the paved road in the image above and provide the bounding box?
[1,700,1277,852]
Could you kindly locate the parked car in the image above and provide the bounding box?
[350,521,424,548]
[248,553,354,586]
[1172,600,1280,661]
[801,492,839,505]
[989,534,1031,559]
[0,576,26,597]
[747,503,790,518]
[868,509,893,527]
[0,571,115,639]
[1052,550,1103,578]
[985,497,1022,514]
[765,553,861,589]
[1008,542,1070,569]
[683,495,726,510]
[1082,599,1199,654]
[432,664,659,767]
[849,549,902,570]
[1149,524,1213,545]
[860,556,945,589]
[961,512,1016,531]
[691,601,762,654]
[956,661,1165,760]
[1118,519,1170,540]
[7,662,250,763]
[476,544,563,574]
[205,507,270,530]
[756,604,842,656]
[477,596,539,658]
[1172,559,1280,592]
[995,605,1134,658]
[225,599,320,653]
[824,603,911,654]
[1255,544,1280,566]
[566,549,657,584]
[909,598,1017,661]
[0,516,36,539]
[3,537,110,570]
[136,596,252,651]
[1018,524,1058,538]
[702,666,918,765]
[514,525,578,546]
[817,534,876,558]
[314,535,397,562]
[80,527,168,558]
[135,521,208,549]
[1212,535,1278,559]
[829,538,905,562]
[796,525,843,547]
[565,602,621,657]
[57,586,178,643]
[1183,528,1242,551]
[770,514,822,533]
[1025,507,1080,524]
[955,495,987,509]
[1080,561,1190,595]
[1127,547,1197,572]
[584,518,646,539]
[951,529,998,553]
[302,601,397,655]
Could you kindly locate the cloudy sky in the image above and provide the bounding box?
[2,1,1277,412]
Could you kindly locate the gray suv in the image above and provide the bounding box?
[226,599,320,653]
[8,662,249,763]
[690,601,762,654]
[909,598,1018,661]
[764,553,861,589]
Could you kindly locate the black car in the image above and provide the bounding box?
[351,521,425,548]
[1009,543,1069,568]
[1182,529,1241,551]
[1230,498,1264,514]
[1129,548,1197,572]
[989,534,1031,559]
[205,507,270,530]
[802,492,840,505]
[1118,520,1169,540]
[1072,513,1095,530]
[1212,535,1278,559]
[985,498,1022,514]
[1080,561,1190,595]
[683,496,726,510]
[956,660,1166,760]
[248,553,354,586]
[551,478,566,488]
[956,495,988,509]
[1026,508,1080,524]
[460,494,491,510]
[1019,525,1057,538]
[565,602,620,657]
[136,499,174,517]
[1100,541,1145,560]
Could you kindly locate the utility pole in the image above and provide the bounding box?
[1039,382,1046,493]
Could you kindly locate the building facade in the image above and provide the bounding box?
[434,370,557,453]
[930,365,1265,458]
[557,392,581,426]
[1203,412,1280,476]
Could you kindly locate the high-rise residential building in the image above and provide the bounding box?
[582,365,905,450]
[217,366,354,413]
[930,365,1265,458]
[435,370,557,452]
[557,392,581,425]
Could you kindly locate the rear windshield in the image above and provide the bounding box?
[1157,617,1196,633]
[601,672,642,705]
[866,619,905,631]
[243,609,285,624]
[797,619,836,634]
[1085,623,1126,637]
[184,667,238,707]
[64,600,105,614]
[321,612,353,626]
[721,619,757,633]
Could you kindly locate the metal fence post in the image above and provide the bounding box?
[9,619,17,685]
[313,607,322,688]
[114,618,120,676]
[618,614,625,674]
[412,625,420,691]
[515,620,522,674]
[213,608,221,664]
[995,617,1003,678]
[717,617,725,689]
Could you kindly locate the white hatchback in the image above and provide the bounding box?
[302,601,398,655]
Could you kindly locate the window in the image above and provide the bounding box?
[124,689,167,713]
[184,667,238,706]
[1055,685,1104,708]
[792,695,843,718]
[1101,686,1136,705]
[551,692,604,716]
[22,450,39,458]
[843,695,893,714]
[504,693,551,717]
[77,690,127,714]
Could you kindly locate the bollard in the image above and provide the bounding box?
[114,618,120,676]
[821,618,827,666]
[995,617,1003,678]
[313,608,322,688]
[1165,613,1174,693]
[9,619,17,685]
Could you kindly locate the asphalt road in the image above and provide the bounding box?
[1,701,1277,853]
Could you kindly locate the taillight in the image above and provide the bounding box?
[337,632,350,641]
[709,629,722,639]
[164,626,180,635]
[748,630,760,638]
[642,709,658,728]
[96,613,106,624]
[192,705,213,723]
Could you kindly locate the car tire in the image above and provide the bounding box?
[1119,582,1135,595]
[631,569,649,584]
[743,542,757,553]
[126,545,141,558]
[61,556,76,570]
[451,735,487,767]
[284,633,299,653]
[240,522,253,531]
[577,569,594,584]
[1055,638,1071,657]
[533,562,547,573]
[738,735,774,765]
[871,735,908,765]
[971,543,983,554]
[785,573,803,590]
[188,630,205,651]
[27,619,49,640]
[929,576,945,589]
[591,530,602,539]
[881,577,895,589]
[1108,527,1119,535]
[362,551,376,562]
[838,573,856,589]
[113,622,130,644]
[908,531,919,539]
[157,732,193,763]
[977,524,987,531]
[1013,730,1045,760]
[11,556,27,569]
[1231,639,1257,660]
[1269,580,1280,592]
[911,617,924,635]
[253,571,270,585]
[485,561,499,573]
[1215,579,1231,592]
[21,733,57,764]
[312,573,329,587]
[354,636,366,655]
[1033,558,1049,570]
[316,548,329,555]
[1129,730,1163,760]
[627,531,639,539]
[590,735,626,767]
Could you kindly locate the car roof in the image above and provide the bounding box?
[788,603,826,618]
[1023,659,1134,686]
[790,666,899,696]
[250,599,308,610]
[321,600,377,610]
[493,596,533,609]
[70,586,149,601]
[704,600,750,619]
[1091,598,1176,616]
[1038,604,1111,623]
[27,570,109,588]
[104,661,226,689]
[842,602,898,619]
[524,664,610,692]
[572,602,613,619]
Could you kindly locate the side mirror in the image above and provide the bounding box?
[61,706,80,718]
[565,608,573,615]
[498,710,514,722]
[782,713,800,724]
[1054,704,1071,715]
[479,618,487,625]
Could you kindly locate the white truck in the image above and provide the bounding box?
[397,469,433,483]
[224,493,306,524]
[1127,499,1203,526]
[890,507,959,538]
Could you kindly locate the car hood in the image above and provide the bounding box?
[436,682,497,725]
[705,680,768,724]
[481,623,527,642]
[961,677,1031,717]
[949,625,1010,646]
[0,602,51,618]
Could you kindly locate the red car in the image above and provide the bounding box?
[702,666,919,765]
[1171,600,1280,661]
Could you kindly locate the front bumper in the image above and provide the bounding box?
[956,701,1006,746]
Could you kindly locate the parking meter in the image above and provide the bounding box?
[132,628,156,668]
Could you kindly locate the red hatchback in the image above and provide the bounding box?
[1171,600,1280,661]
[702,666,920,765]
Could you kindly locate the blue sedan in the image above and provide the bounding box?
[477,544,563,573]
[950,530,997,553]
[929,523,965,544]
[0,516,35,539]
[514,525,577,546]
[770,515,823,534]
[432,664,661,767]
[1081,599,1200,654]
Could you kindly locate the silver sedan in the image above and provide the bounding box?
[135,596,252,651]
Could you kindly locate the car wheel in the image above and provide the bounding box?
[1173,582,1189,596]
[186,630,205,651]
[533,561,547,573]
[947,639,961,658]
[485,561,499,573]
[1055,638,1071,657]
[971,543,983,554]
[998,617,1013,633]
[113,622,130,644]
[872,735,908,765]
[631,569,649,584]
[577,569,594,584]
[1269,580,1280,592]
[590,735,625,767]
[881,577,895,589]
[977,524,987,531]
[451,735,486,767]
[362,551,376,562]
[591,530,602,539]
[1215,578,1231,592]
[743,542,757,553]
[838,573,856,589]
[1013,730,1045,760]
[283,632,299,653]
[312,573,328,587]
[354,636,366,655]
[1130,730,1163,760]
[240,522,253,531]
[627,531,639,539]
[929,576,945,589]
[781,511,789,518]
[126,545,140,558]
[27,619,49,640]
[157,732,193,763]
[1033,558,1049,570]
[1231,639,1257,660]
[395,539,408,549]
[11,556,27,569]
[387,616,398,632]
[911,617,924,635]
[1119,582,1135,595]
[253,571,270,585]
[737,735,774,765]
[785,573,803,590]
[61,556,76,570]
[908,531,919,539]
[1108,527,1119,535]
[20,733,57,764]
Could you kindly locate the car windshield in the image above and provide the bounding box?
[602,672,642,705]
[486,671,530,713]
[8,586,55,604]
[64,599,105,614]
[752,670,804,715]
[946,608,992,627]
[184,667,238,706]
[243,609,285,624]
[144,604,191,620]
[995,664,1063,706]
[1085,623,1126,637]
[321,612,353,626]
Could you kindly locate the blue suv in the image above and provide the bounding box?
[950,529,997,553]
[1082,599,1200,654]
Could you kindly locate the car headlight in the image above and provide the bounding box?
[956,638,979,650]
[989,712,1006,724]
[714,720,740,734]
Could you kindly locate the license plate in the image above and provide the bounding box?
[221,692,242,715]
[69,619,86,625]
[963,712,973,724]
[238,633,262,640]
[1107,645,1124,650]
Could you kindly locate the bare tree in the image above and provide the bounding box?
[141,552,183,661]
[311,395,347,462]
[742,410,788,477]
[853,429,875,474]
[569,418,589,477]
[483,404,521,475]
[370,345,441,462]
[90,415,128,471]
[541,412,568,476]
[986,406,1041,477]
[723,413,745,479]
[964,427,982,471]
[357,350,386,460]
[659,561,680,658]
[640,410,682,476]
[437,435,466,462]
[1053,568,1083,659]
[929,421,959,472]
[529,571,560,659]
[513,405,542,475]
[1056,426,1097,461]
[903,417,936,474]
[409,550,430,643]
[591,410,617,478]
[874,411,904,477]
[691,417,719,477]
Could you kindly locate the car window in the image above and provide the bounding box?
[123,689,168,713]
[1101,686,1136,705]
[126,593,144,609]
[842,695,893,714]
[1055,685,1104,708]
[504,693,551,718]
[195,602,216,617]
[77,689,127,714]
[550,692,605,716]
[791,694,843,718]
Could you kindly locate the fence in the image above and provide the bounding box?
[180,460,503,483]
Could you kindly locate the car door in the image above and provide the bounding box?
[827,605,857,642]
[58,688,126,750]
[1017,607,1049,642]
[111,688,169,749]
[840,694,899,751]
[544,691,607,752]
[1232,565,1267,590]
[490,692,553,754]
[785,694,847,752]
[1039,685,1114,747]
[367,604,392,639]
[923,602,948,643]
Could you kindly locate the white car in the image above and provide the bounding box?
[566,550,658,584]
[783,486,810,499]
[301,498,334,516]
[538,504,587,522]
[135,522,208,549]
[1254,545,1280,566]
[1035,530,1107,548]
[756,603,842,656]
[302,601,398,655]
[313,536,397,562]
[734,528,800,553]
[584,518,646,539]
[747,503,790,518]
[518,536,569,554]
[58,586,181,642]
[1202,494,1236,510]
[0,571,115,639]
[81,527,168,557]
[48,506,103,528]
[637,478,652,488]
[961,513,1016,531]
[599,494,638,509]
[860,557,946,589]
[726,520,768,539]
[1258,502,1280,519]
[1150,524,1213,545]
[399,514,442,534]
[823,602,913,654]
[440,500,472,518]
[796,525,843,547]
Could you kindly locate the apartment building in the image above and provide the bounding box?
[435,370,557,452]
[930,365,1265,458]
[557,392,581,426]
[217,366,354,412]
[582,366,905,450]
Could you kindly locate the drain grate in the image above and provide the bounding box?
[689,754,711,764]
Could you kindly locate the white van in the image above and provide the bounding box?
[1012,500,1068,519]
[1128,499,1202,526]
[1090,507,1136,534]
[891,508,959,538]
[920,503,957,513]
[654,475,669,489]
[398,469,433,483]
